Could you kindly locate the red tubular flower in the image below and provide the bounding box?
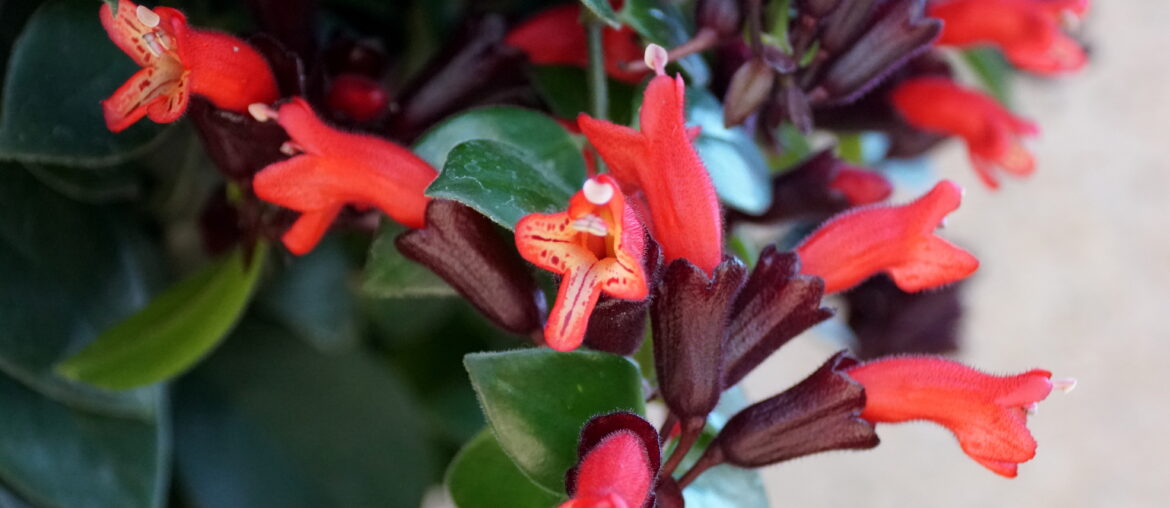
[578,48,723,275]
[100,0,278,132]
[515,175,649,351]
[560,431,653,508]
[251,98,437,255]
[891,77,1040,189]
[795,180,978,294]
[829,166,893,206]
[930,0,1089,75]
[504,4,647,84]
[325,74,390,122]
[846,356,1073,477]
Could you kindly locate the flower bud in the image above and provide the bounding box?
[844,275,963,359]
[723,59,776,127]
[696,0,743,38]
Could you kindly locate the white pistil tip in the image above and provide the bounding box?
[572,214,609,237]
[136,6,161,28]
[280,142,302,156]
[1053,377,1077,393]
[582,178,614,206]
[644,44,668,75]
[248,103,277,122]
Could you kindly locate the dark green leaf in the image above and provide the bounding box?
[56,245,267,390]
[0,372,168,508]
[530,65,635,126]
[464,349,645,493]
[427,140,575,229]
[257,236,359,351]
[174,318,437,508]
[22,162,142,203]
[413,106,586,192]
[685,88,773,214]
[962,47,1013,107]
[446,430,565,508]
[0,165,163,418]
[0,0,168,167]
[621,0,711,86]
[683,464,770,508]
[362,222,456,298]
[578,0,622,28]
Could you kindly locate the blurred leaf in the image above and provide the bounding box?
[683,464,770,508]
[445,430,564,507]
[530,65,635,126]
[427,140,575,229]
[961,47,1013,107]
[57,245,267,390]
[621,0,710,86]
[578,0,622,28]
[0,0,168,167]
[174,318,437,508]
[0,165,163,419]
[772,122,813,170]
[257,236,359,351]
[362,222,455,298]
[0,372,168,508]
[413,105,587,191]
[685,87,773,214]
[465,349,645,493]
[22,162,142,203]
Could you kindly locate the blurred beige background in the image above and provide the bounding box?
[744,2,1170,506]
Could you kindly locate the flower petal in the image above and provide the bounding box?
[101,63,188,132]
[545,264,606,351]
[99,0,186,68]
[281,205,344,256]
[515,211,595,275]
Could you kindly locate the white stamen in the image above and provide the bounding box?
[248,103,278,122]
[1025,402,1039,416]
[1053,378,1077,393]
[644,44,668,76]
[280,141,303,156]
[142,32,164,56]
[136,6,161,28]
[572,214,609,237]
[582,178,614,206]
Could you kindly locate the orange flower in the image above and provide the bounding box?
[251,98,436,255]
[796,180,978,294]
[504,4,647,84]
[847,356,1074,477]
[891,77,1039,189]
[100,0,278,132]
[931,0,1089,74]
[515,175,648,351]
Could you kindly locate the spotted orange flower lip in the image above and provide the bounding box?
[795,180,978,294]
[514,175,649,351]
[100,0,278,132]
[931,0,1089,75]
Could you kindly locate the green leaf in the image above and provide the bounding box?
[57,245,267,390]
[257,236,359,351]
[579,0,622,27]
[427,140,575,229]
[0,372,168,508]
[173,318,438,508]
[530,65,635,126]
[621,0,711,86]
[464,349,645,493]
[0,0,168,167]
[413,105,587,191]
[362,222,456,298]
[0,164,163,419]
[961,47,1013,107]
[685,87,773,214]
[446,430,565,508]
[684,464,770,508]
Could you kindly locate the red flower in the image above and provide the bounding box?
[100,0,278,132]
[504,4,647,84]
[829,166,893,206]
[560,430,654,508]
[325,74,390,122]
[578,47,723,275]
[891,77,1039,189]
[930,0,1089,75]
[795,180,978,294]
[515,175,649,351]
[250,98,437,255]
[846,356,1074,477]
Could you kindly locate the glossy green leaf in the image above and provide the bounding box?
[446,430,565,508]
[578,0,622,27]
[0,0,168,167]
[57,245,267,390]
[0,165,163,419]
[427,140,575,229]
[465,349,645,493]
[413,105,587,191]
[0,372,168,508]
[685,88,773,214]
[621,0,710,86]
[257,236,359,351]
[962,47,1014,107]
[173,318,437,508]
[361,222,456,298]
[530,65,635,126]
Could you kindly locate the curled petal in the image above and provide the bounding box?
[101,63,188,132]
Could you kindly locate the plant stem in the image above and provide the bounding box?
[586,19,608,121]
